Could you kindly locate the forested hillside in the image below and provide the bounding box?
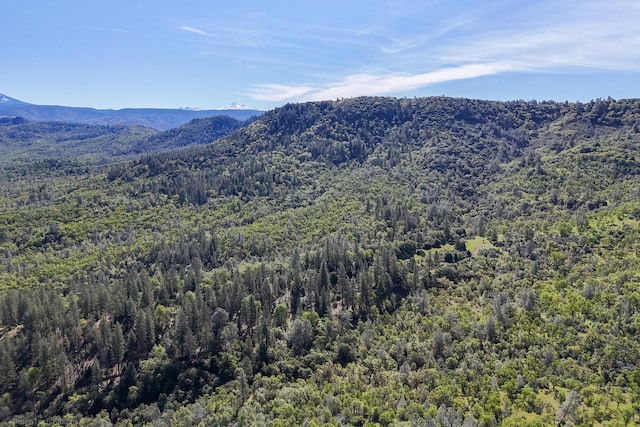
[1,96,640,426]
[0,119,156,163]
[0,115,248,163]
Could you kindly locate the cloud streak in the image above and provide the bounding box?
[247,62,523,102]
[249,84,315,101]
[246,0,640,104]
[179,24,301,50]
[179,26,213,37]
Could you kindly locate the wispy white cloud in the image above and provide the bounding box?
[378,15,475,55]
[248,62,522,102]
[179,26,213,37]
[246,0,640,104]
[179,24,300,50]
[248,84,315,102]
[437,15,640,72]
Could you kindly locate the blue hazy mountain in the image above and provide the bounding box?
[0,94,262,130]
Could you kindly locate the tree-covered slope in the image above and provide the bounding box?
[0,118,157,163]
[128,115,250,154]
[0,115,250,164]
[1,97,640,426]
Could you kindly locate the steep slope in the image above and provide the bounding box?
[128,115,250,154]
[1,97,640,425]
[0,93,262,130]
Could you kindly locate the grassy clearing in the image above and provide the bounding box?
[465,235,496,255]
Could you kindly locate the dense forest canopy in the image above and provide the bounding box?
[1,96,640,426]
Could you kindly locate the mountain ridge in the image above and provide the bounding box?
[0,93,263,130]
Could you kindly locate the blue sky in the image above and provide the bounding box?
[2,0,639,110]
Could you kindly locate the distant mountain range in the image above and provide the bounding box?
[0,94,263,130]
[0,114,250,163]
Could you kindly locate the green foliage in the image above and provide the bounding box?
[0,120,156,163]
[1,96,640,425]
